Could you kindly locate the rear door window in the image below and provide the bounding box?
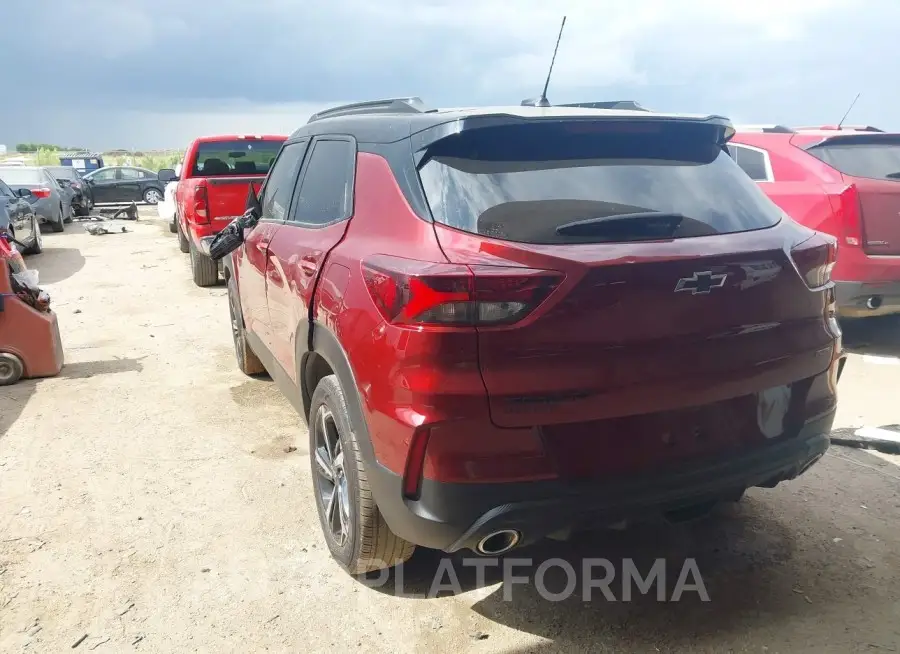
[418,121,783,245]
[728,145,772,181]
[807,137,900,181]
[289,139,355,226]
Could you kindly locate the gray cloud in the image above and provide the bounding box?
[1,0,898,149]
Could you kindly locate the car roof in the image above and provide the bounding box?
[193,134,287,143]
[289,98,733,145]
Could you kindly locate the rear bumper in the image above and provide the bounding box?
[835,280,900,317]
[367,411,833,553]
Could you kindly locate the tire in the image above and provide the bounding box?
[168,217,177,233]
[63,204,73,223]
[75,203,89,217]
[50,204,64,233]
[0,353,25,386]
[309,375,416,574]
[22,216,43,255]
[176,216,190,254]
[189,239,218,287]
[143,187,163,205]
[227,278,265,375]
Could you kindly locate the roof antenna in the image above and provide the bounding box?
[521,16,567,107]
[837,92,861,129]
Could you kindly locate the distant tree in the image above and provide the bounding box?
[15,143,66,153]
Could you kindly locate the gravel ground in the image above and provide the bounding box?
[1,214,899,653]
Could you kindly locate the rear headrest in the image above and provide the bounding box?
[201,158,229,175]
[234,161,257,174]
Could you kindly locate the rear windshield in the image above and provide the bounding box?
[46,167,78,179]
[0,168,44,185]
[807,139,900,181]
[192,139,285,177]
[417,121,784,244]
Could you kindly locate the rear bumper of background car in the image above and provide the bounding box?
[835,280,900,318]
[365,411,834,553]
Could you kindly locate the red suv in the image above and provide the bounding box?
[730,125,900,318]
[222,99,842,574]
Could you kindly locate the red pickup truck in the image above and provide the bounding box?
[161,134,286,286]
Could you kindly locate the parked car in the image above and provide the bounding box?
[163,134,286,287]
[44,165,93,216]
[82,166,165,205]
[220,98,843,574]
[0,166,69,232]
[730,125,900,319]
[0,177,41,254]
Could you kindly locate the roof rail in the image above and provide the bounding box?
[556,100,650,112]
[734,124,795,134]
[794,125,884,133]
[307,97,432,123]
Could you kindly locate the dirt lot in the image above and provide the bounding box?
[2,214,900,653]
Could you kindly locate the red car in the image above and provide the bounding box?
[223,99,842,574]
[730,125,900,318]
[165,134,286,286]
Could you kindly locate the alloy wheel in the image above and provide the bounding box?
[313,406,351,547]
[145,189,162,204]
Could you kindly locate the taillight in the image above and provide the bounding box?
[830,184,863,247]
[361,255,563,327]
[31,187,51,199]
[193,182,209,223]
[791,232,837,289]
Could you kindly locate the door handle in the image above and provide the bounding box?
[300,256,319,276]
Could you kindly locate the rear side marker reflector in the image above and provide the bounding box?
[362,254,563,327]
[402,427,431,499]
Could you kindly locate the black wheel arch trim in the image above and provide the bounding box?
[300,320,378,465]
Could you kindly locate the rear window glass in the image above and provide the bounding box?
[0,168,44,185]
[418,122,784,244]
[46,167,78,179]
[193,139,285,177]
[807,140,900,181]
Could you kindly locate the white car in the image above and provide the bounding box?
[158,163,180,231]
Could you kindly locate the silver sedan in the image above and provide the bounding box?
[0,166,71,233]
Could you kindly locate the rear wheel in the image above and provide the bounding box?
[309,375,416,574]
[176,216,189,253]
[227,278,265,375]
[143,188,162,204]
[189,239,218,287]
[0,353,25,386]
[22,216,43,255]
[168,217,177,233]
[49,204,64,233]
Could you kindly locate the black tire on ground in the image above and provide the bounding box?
[309,375,416,574]
[227,279,265,375]
[49,205,64,233]
[176,217,189,254]
[75,203,89,217]
[169,218,177,233]
[143,187,163,204]
[22,216,43,255]
[0,352,25,386]
[189,240,218,287]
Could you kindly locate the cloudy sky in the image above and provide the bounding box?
[1,0,898,150]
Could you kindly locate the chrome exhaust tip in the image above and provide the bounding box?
[866,296,882,310]
[476,530,521,555]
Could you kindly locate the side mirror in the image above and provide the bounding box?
[158,168,178,183]
[16,188,32,198]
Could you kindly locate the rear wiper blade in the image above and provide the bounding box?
[555,211,686,236]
